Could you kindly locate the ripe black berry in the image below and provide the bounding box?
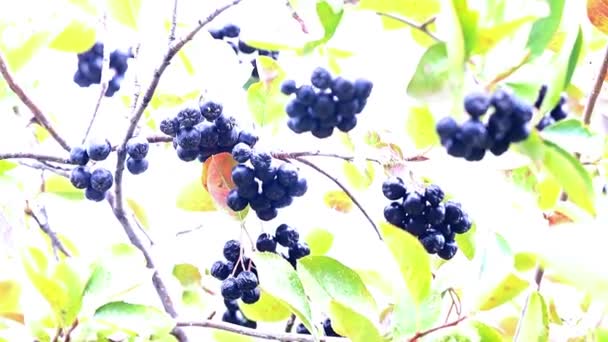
[236,271,258,291]
[85,187,106,202]
[311,67,332,90]
[223,240,242,262]
[262,181,286,201]
[176,146,199,161]
[238,40,256,54]
[217,129,239,148]
[224,298,239,312]
[231,143,252,163]
[451,214,472,234]
[463,91,491,117]
[438,241,458,260]
[90,168,113,192]
[249,194,272,211]
[404,215,428,236]
[424,184,444,206]
[276,224,299,248]
[276,163,298,188]
[197,122,219,148]
[436,117,460,144]
[256,233,277,252]
[237,182,259,200]
[222,24,240,38]
[176,107,202,128]
[323,318,342,337]
[384,202,406,227]
[425,204,445,225]
[287,177,307,197]
[288,242,311,260]
[126,136,149,160]
[86,137,111,161]
[227,189,249,211]
[444,201,463,224]
[70,146,89,166]
[250,151,272,172]
[160,118,179,136]
[215,115,235,133]
[221,278,242,300]
[460,119,489,148]
[70,166,91,189]
[199,101,223,122]
[177,127,201,150]
[419,231,445,254]
[354,78,373,99]
[231,165,255,187]
[272,194,293,208]
[382,177,407,200]
[211,261,231,280]
[126,157,149,175]
[281,80,298,95]
[241,287,261,304]
[238,130,259,147]
[296,85,317,106]
[403,192,425,216]
[286,100,308,118]
[209,28,223,39]
[310,94,335,118]
[296,323,310,334]
[256,207,278,221]
[337,116,357,132]
[331,77,355,101]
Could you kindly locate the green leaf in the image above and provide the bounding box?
[251,252,316,335]
[304,227,334,256]
[536,175,561,210]
[175,179,216,212]
[406,105,439,149]
[406,43,448,97]
[514,292,549,342]
[316,1,344,42]
[172,264,201,287]
[328,301,385,342]
[247,57,287,128]
[107,0,142,29]
[3,30,53,71]
[298,256,377,319]
[239,289,292,322]
[45,175,84,201]
[94,301,174,336]
[525,0,565,57]
[52,260,84,326]
[390,290,442,339]
[476,273,529,311]
[473,17,535,55]
[454,223,476,260]
[471,321,505,341]
[540,118,596,154]
[323,190,353,213]
[542,140,595,216]
[452,0,479,58]
[380,222,432,303]
[0,161,17,175]
[0,281,21,313]
[49,18,97,53]
[343,160,375,190]
[514,252,537,272]
[69,0,99,16]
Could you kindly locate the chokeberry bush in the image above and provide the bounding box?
[1,1,608,342]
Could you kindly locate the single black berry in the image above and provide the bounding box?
[238,130,259,147]
[310,94,335,119]
[231,142,252,163]
[222,24,240,38]
[236,271,258,291]
[277,163,298,188]
[250,151,272,172]
[86,137,111,161]
[276,224,299,248]
[70,166,91,189]
[256,207,278,221]
[241,287,261,304]
[249,194,272,211]
[126,157,149,175]
[403,192,425,216]
[337,115,357,132]
[255,162,277,183]
[215,115,235,133]
[177,127,201,150]
[231,165,255,187]
[221,278,242,300]
[288,242,310,260]
[85,187,106,202]
[126,136,149,160]
[438,241,458,260]
[176,146,199,161]
[382,177,407,200]
[90,168,113,192]
[460,119,489,148]
[451,213,472,234]
[419,231,446,254]
[436,117,460,143]
[256,233,277,252]
[237,182,259,200]
[463,91,491,117]
[69,146,89,166]
[296,85,317,106]
[310,67,332,90]
[223,240,242,262]
[281,80,298,95]
[424,184,444,206]
[287,177,307,197]
[227,189,249,211]
[211,261,231,280]
[425,203,446,225]
[176,107,202,128]
[354,78,373,100]
[404,215,428,236]
[224,298,240,312]
[331,77,355,101]
[491,88,515,114]
[200,101,223,122]
[272,194,294,209]
[384,202,406,227]
[160,118,179,136]
[444,201,463,224]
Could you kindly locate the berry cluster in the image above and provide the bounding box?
[295,318,342,337]
[256,224,310,268]
[73,42,133,97]
[159,100,258,163]
[208,23,279,79]
[280,67,373,138]
[436,88,534,161]
[125,136,150,175]
[227,150,307,221]
[211,240,261,306]
[535,87,569,130]
[69,138,114,202]
[382,178,472,260]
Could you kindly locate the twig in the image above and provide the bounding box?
[63,319,78,342]
[272,150,382,165]
[583,43,608,125]
[408,316,467,341]
[533,266,544,291]
[376,12,441,42]
[169,0,179,43]
[0,152,73,164]
[176,224,204,237]
[17,161,70,178]
[176,321,345,341]
[82,12,110,144]
[286,0,309,34]
[24,202,71,259]
[0,52,71,151]
[292,157,382,240]
[285,314,296,332]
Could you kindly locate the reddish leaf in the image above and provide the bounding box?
[588,0,608,34]
[202,153,237,212]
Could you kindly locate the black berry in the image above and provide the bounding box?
[281,80,298,95]
[90,168,113,192]
[86,137,111,161]
[200,101,223,122]
[221,278,242,300]
[126,136,149,160]
[85,187,106,202]
[211,261,231,280]
[227,189,249,211]
[176,107,202,128]
[463,91,491,117]
[241,287,261,304]
[232,143,252,163]
[276,224,299,248]
[223,240,242,262]
[70,166,91,189]
[236,271,258,291]
[256,233,277,252]
[126,157,149,175]
[69,146,89,166]
[310,67,332,90]
[382,177,407,200]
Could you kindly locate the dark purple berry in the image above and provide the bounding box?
[256,233,277,252]
[70,145,89,166]
[221,278,242,300]
[382,177,407,200]
[223,240,242,262]
[70,166,91,189]
[211,261,231,280]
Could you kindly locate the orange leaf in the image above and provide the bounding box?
[203,153,237,212]
[323,190,353,213]
[588,0,608,34]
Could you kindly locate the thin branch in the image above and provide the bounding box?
[286,0,309,34]
[0,152,73,164]
[408,316,467,341]
[292,157,382,240]
[17,161,70,178]
[82,12,110,144]
[376,12,441,42]
[176,321,345,342]
[63,319,79,342]
[272,150,382,165]
[534,266,544,291]
[583,43,608,125]
[24,202,71,259]
[169,0,179,43]
[0,52,71,152]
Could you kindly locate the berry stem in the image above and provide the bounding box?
[24,202,71,259]
[271,150,382,165]
[407,315,467,341]
[0,152,73,165]
[176,320,345,341]
[168,0,179,44]
[291,157,382,240]
[0,51,71,152]
[375,12,442,42]
[582,43,608,126]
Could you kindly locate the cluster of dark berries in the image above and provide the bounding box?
[256,224,310,268]
[280,67,373,138]
[125,136,150,175]
[227,150,307,221]
[73,42,133,97]
[382,178,472,260]
[68,138,114,202]
[436,88,534,161]
[533,85,569,130]
[211,240,262,306]
[208,23,279,79]
[295,318,342,337]
[159,100,258,163]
